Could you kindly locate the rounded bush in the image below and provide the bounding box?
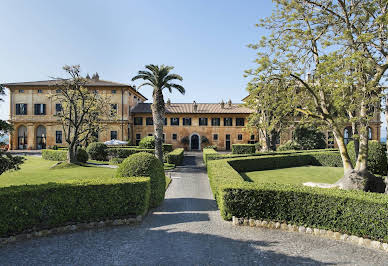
[116,152,165,207]
[76,148,89,163]
[86,142,108,161]
[347,140,387,175]
[139,136,155,149]
[278,140,301,151]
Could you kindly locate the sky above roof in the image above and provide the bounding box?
[0,0,386,140]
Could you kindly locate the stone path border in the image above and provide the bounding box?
[232,216,388,253]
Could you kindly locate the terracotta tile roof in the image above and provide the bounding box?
[131,103,254,114]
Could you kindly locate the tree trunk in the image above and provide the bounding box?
[67,143,77,164]
[351,122,359,160]
[152,88,165,162]
[261,129,271,152]
[385,96,388,193]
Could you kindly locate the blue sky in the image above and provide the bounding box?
[0,0,386,140]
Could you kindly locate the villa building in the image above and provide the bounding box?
[2,78,381,151]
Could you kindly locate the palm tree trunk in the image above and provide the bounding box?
[152,88,165,162]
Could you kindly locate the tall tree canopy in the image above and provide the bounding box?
[132,65,185,162]
[246,0,388,192]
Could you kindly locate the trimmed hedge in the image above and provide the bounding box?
[278,140,302,151]
[86,142,108,161]
[76,148,89,163]
[42,149,68,161]
[116,152,165,208]
[163,144,173,153]
[139,136,155,149]
[203,148,218,165]
[347,141,387,175]
[0,177,150,237]
[232,144,256,155]
[166,148,184,166]
[108,148,154,158]
[206,154,388,242]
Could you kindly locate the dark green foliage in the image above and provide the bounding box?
[108,148,154,158]
[116,152,165,207]
[166,148,184,166]
[110,158,124,165]
[207,155,388,242]
[76,148,89,163]
[181,136,189,145]
[293,126,326,150]
[139,136,155,149]
[0,177,150,237]
[162,144,173,153]
[0,152,24,175]
[347,141,387,175]
[278,140,301,151]
[203,148,218,165]
[232,144,256,154]
[86,142,108,161]
[42,149,68,161]
[201,136,209,145]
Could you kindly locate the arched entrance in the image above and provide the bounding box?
[190,133,200,151]
[17,126,28,150]
[36,125,46,150]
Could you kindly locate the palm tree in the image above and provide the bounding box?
[132,65,185,162]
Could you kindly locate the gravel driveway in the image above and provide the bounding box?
[0,152,387,265]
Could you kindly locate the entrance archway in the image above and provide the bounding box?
[36,125,46,150]
[190,133,200,151]
[17,125,28,150]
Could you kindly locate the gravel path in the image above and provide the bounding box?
[0,152,387,265]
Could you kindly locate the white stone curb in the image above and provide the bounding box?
[0,215,144,246]
[232,216,388,253]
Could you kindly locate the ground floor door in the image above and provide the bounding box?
[18,136,27,150]
[225,134,231,150]
[191,134,199,150]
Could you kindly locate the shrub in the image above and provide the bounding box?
[110,158,124,165]
[201,136,209,145]
[108,148,154,158]
[347,141,387,175]
[86,142,108,161]
[203,144,217,150]
[76,148,89,163]
[162,144,173,153]
[181,136,189,145]
[232,144,256,155]
[139,136,155,149]
[293,126,326,150]
[116,152,165,207]
[42,149,67,161]
[203,148,218,165]
[166,148,184,166]
[0,177,150,237]
[278,140,302,151]
[207,155,388,242]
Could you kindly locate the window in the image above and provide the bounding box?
[211,118,220,126]
[56,89,61,93]
[37,89,43,93]
[164,118,167,126]
[171,117,179,126]
[368,127,373,140]
[18,89,24,93]
[238,134,243,140]
[146,117,153,125]
[55,131,62,144]
[183,118,191,126]
[134,117,143,125]
[110,131,118,140]
[199,117,208,126]
[15,104,27,115]
[344,126,352,145]
[112,89,117,94]
[163,133,166,143]
[135,134,141,146]
[172,133,177,141]
[236,118,245,126]
[148,133,153,136]
[250,135,255,140]
[111,104,118,115]
[213,134,218,141]
[55,103,62,114]
[93,90,98,94]
[34,104,46,115]
[224,117,232,126]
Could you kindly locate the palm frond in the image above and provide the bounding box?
[137,82,155,89]
[164,74,183,82]
[165,83,185,95]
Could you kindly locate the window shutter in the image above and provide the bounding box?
[43,104,46,115]
[16,104,20,115]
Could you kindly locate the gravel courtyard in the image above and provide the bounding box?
[0,152,387,265]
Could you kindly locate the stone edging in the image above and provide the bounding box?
[232,216,388,253]
[0,215,144,246]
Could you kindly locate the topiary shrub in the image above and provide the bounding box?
[108,148,154,158]
[293,126,326,150]
[76,148,89,163]
[86,142,108,161]
[232,144,256,154]
[116,152,165,207]
[278,140,302,151]
[166,148,184,165]
[162,144,173,153]
[347,140,387,175]
[139,136,155,149]
[42,149,68,161]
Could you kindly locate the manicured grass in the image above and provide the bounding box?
[241,166,343,185]
[0,156,115,188]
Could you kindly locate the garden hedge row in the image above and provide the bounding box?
[206,154,388,242]
[232,144,256,155]
[203,148,218,165]
[42,149,68,161]
[166,148,184,166]
[0,177,150,237]
[108,148,154,158]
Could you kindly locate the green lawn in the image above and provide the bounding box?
[241,166,344,185]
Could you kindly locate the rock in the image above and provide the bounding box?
[370,241,382,250]
[298,226,306,233]
[349,235,360,244]
[280,223,288,230]
[261,221,268,227]
[243,218,249,226]
[326,230,334,238]
[136,215,143,222]
[306,228,313,234]
[269,221,275,229]
[313,228,320,236]
[359,238,371,247]
[275,222,281,229]
[70,225,77,231]
[340,234,349,241]
[249,219,255,227]
[334,232,342,240]
[382,243,388,252]
[319,229,327,236]
[97,221,105,227]
[232,216,238,226]
[255,220,262,227]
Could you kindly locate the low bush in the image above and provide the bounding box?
[162,144,173,153]
[0,177,150,237]
[108,148,154,158]
[76,148,89,163]
[166,148,184,166]
[109,158,124,165]
[207,155,388,242]
[139,136,155,149]
[116,152,165,208]
[86,142,108,161]
[202,144,217,150]
[232,144,256,155]
[203,148,218,165]
[278,140,302,151]
[347,141,387,175]
[42,149,67,161]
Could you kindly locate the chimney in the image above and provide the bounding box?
[166,98,171,107]
[228,99,232,107]
[193,101,197,112]
[220,100,225,109]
